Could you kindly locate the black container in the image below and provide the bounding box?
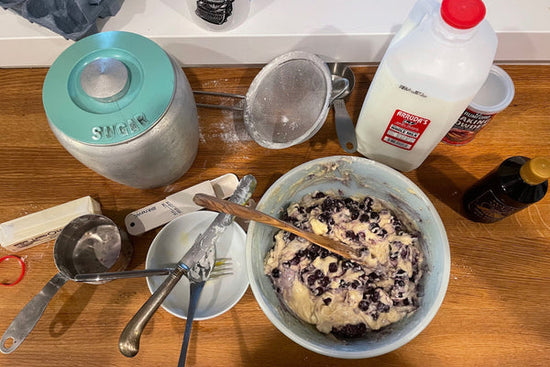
[462,156,549,223]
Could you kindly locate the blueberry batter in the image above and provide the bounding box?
[264,191,424,338]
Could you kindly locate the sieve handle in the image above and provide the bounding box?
[193,90,245,111]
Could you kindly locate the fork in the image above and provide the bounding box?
[73,258,233,283]
[178,280,205,367]
[177,257,233,366]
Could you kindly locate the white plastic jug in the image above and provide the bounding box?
[355,0,497,172]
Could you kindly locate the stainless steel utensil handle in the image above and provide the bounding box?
[333,99,357,153]
[74,268,172,282]
[0,272,68,354]
[193,90,245,111]
[118,265,188,358]
[118,175,257,358]
[177,281,205,367]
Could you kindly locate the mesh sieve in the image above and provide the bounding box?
[194,51,332,149]
[243,52,332,148]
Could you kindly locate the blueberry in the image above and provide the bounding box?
[320,276,330,287]
[271,268,280,278]
[358,300,369,311]
[289,256,300,265]
[313,192,326,199]
[328,262,338,273]
[323,297,332,306]
[367,272,379,281]
[350,209,361,220]
[318,213,335,226]
[345,230,358,241]
[334,199,345,210]
[371,312,379,321]
[359,214,370,223]
[343,197,355,208]
[400,246,411,259]
[363,197,374,208]
[377,302,390,313]
[313,287,325,296]
[370,212,380,221]
[403,298,410,306]
[351,280,360,289]
[309,244,320,253]
[378,229,388,237]
[306,249,319,260]
[342,260,353,270]
[321,198,335,212]
[369,222,379,232]
[395,279,405,287]
[331,323,367,339]
[318,212,330,223]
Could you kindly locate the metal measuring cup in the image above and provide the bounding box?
[0,214,133,354]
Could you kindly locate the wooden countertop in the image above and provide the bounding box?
[0,65,549,367]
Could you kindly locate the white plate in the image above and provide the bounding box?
[146,211,248,320]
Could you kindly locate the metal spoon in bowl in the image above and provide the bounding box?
[0,214,132,354]
[328,63,357,153]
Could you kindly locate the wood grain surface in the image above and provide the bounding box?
[0,65,549,367]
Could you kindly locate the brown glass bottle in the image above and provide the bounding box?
[462,156,550,223]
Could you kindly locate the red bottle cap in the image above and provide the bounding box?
[441,0,486,29]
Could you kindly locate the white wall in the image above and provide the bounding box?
[1,0,549,67]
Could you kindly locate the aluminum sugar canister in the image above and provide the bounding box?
[43,31,199,189]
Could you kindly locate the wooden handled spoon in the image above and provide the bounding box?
[193,193,360,261]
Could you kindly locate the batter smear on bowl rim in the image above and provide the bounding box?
[264,191,424,338]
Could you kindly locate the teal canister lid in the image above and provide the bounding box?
[43,31,175,145]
